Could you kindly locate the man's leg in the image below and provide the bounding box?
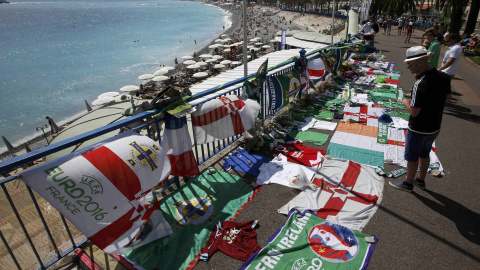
[405,160,418,184]
[418,157,430,180]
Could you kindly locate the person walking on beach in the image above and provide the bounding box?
[389,46,451,192]
[438,33,462,80]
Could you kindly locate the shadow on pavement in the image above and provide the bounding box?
[444,102,480,124]
[413,190,480,247]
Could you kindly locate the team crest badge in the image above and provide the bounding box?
[286,76,301,102]
[173,194,216,228]
[308,221,359,262]
[127,141,160,171]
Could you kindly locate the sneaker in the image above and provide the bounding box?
[389,180,413,192]
[413,178,426,190]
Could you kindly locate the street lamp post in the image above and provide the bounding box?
[36,124,50,145]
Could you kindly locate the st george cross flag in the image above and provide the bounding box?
[21,131,173,253]
[307,57,326,80]
[192,95,260,144]
[241,209,377,270]
[342,105,384,126]
[278,158,383,231]
[161,114,200,177]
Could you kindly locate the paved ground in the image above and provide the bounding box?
[195,30,480,270]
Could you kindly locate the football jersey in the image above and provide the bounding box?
[274,141,327,167]
[200,220,261,262]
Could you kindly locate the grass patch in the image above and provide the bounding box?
[467,56,480,66]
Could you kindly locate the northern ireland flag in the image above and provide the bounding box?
[307,57,326,79]
[343,105,384,126]
[278,158,384,231]
[161,114,200,177]
[192,95,260,144]
[21,131,173,254]
[327,122,385,167]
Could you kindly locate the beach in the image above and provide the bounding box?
[0,2,346,165]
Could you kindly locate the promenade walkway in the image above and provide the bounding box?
[362,31,480,269]
[52,30,480,270]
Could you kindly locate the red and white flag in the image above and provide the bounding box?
[342,105,384,126]
[192,95,260,144]
[278,158,384,231]
[161,115,200,177]
[21,131,173,254]
[307,57,326,79]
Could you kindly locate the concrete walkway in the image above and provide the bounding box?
[364,30,480,269]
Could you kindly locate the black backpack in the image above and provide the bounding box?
[372,22,380,33]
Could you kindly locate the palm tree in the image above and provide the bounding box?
[464,0,480,36]
[369,0,418,17]
[435,0,469,34]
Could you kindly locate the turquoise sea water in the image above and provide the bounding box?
[0,0,230,152]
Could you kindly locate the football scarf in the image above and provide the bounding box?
[241,209,377,270]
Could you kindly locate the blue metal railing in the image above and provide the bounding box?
[0,35,359,269]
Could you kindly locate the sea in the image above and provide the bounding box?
[0,0,231,154]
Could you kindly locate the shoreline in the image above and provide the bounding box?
[0,1,241,163]
[0,3,345,164]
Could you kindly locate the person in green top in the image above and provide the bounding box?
[424,29,441,68]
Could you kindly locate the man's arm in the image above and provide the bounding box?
[445,93,451,103]
[402,98,421,117]
[438,57,456,71]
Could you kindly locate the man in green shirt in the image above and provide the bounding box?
[424,29,441,68]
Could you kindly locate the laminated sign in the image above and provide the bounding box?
[21,132,173,254]
[241,210,377,270]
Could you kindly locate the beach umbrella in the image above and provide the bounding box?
[221,38,232,43]
[114,94,132,103]
[224,49,231,53]
[92,97,114,106]
[255,42,264,46]
[162,66,175,71]
[221,34,229,38]
[153,76,169,82]
[97,92,119,99]
[154,69,168,76]
[183,60,196,65]
[186,64,200,69]
[212,55,224,60]
[120,85,139,92]
[208,44,218,49]
[270,39,279,43]
[231,61,241,66]
[215,39,223,43]
[252,48,260,52]
[181,55,193,59]
[262,45,271,49]
[197,62,208,67]
[192,72,209,78]
[138,74,154,80]
[205,59,217,63]
[223,44,233,48]
[220,60,232,65]
[249,38,257,42]
[214,64,225,69]
[199,54,213,58]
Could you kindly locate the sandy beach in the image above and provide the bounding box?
[0,3,346,165]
